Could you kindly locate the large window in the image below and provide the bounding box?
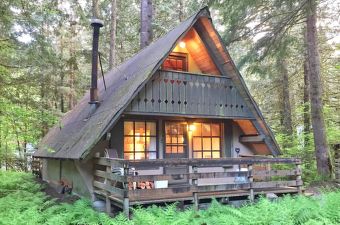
[162,53,188,72]
[192,123,221,159]
[124,121,157,160]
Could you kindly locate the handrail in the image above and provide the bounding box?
[95,157,301,168]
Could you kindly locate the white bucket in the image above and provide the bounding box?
[154,180,168,189]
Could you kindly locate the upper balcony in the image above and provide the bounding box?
[124,69,254,119]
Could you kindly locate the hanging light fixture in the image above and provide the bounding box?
[179,41,186,48]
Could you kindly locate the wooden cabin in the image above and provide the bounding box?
[34,7,302,216]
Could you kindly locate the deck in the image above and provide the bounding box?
[93,157,302,216]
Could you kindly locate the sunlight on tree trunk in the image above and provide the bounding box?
[306,0,331,177]
[140,0,153,49]
[109,0,117,70]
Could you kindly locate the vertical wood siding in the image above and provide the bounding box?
[126,70,254,118]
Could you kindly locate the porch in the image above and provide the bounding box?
[93,157,302,216]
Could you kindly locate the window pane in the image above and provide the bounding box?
[124,137,134,152]
[166,146,171,153]
[203,151,211,158]
[171,146,177,153]
[193,137,202,150]
[166,135,171,144]
[124,153,134,160]
[178,135,184,144]
[135,152,145,160]
[212,138,220,150]
[192,123,201,136]
[166,124,171,135]
[146,137,156,151]
[202,123,210,136]
[171,136,177,144]
[193,151,202,159]
[147,152,157,159]
[146,122,156,136]
[178,125,184,134]
[135,136,145,152]
[212,151,220,159]
[171,125,178,135]
[124,121,134,135]
[211,124,220,136]
[203,138,211,150]
[135,122,145,136]
[178,146,184,153]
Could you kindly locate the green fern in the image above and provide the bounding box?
[1,171,340,225]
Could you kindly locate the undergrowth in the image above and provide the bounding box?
[0,171,339,225]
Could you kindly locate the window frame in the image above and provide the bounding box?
[161,52,188,72]
[192,122,222,159]
[123,120,158,160]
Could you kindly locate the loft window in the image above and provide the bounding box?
[162,52,188,72]
[192,123,221,159]
[124,121,157,160]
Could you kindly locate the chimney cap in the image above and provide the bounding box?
[91,18,104,27]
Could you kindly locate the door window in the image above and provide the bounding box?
[165,122,187,156]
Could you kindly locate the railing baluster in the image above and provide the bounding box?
[247,164,254,201]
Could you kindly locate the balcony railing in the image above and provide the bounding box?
[124,70,254,118]
[93,157,302,216]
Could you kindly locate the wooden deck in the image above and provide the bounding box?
[93,157,302,216]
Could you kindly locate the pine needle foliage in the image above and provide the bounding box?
[0,171,339,225]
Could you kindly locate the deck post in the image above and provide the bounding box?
[335,144,340,183]
[123,162,130,217]
[296,161,302,194]
[247,164,254,201]
[105,162,112,214]
[192,165,198,210]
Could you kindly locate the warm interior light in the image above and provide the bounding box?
[188,124,196,132]
[179,41,186,48]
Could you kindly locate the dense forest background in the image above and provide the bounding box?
[0,0,339,181]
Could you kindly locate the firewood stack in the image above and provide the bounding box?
[128,181,154,190]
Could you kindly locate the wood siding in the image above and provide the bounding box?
[125,70,254,119]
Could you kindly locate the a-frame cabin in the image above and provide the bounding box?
[34,7,302,215]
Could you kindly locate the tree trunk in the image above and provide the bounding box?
[306,0,331,176]
[179,0,184,22]
[92,0,100,18]
[277,58,293,136]
[109,0,117,70]
[140,0,153,49]
[303,28,311,146]
[68,20,77,110]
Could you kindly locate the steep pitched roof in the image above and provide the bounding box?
[34,7,280,159]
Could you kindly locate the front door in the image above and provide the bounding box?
[164,122,188,186]
[164,122,188,159]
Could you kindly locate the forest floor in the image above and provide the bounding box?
[35,178,80,204]
[0,171,340,225]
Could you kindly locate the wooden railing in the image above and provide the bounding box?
[93,157,302,216]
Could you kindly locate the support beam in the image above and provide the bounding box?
[240,135,265,143]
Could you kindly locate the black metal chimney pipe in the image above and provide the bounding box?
[89,18,104,104]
